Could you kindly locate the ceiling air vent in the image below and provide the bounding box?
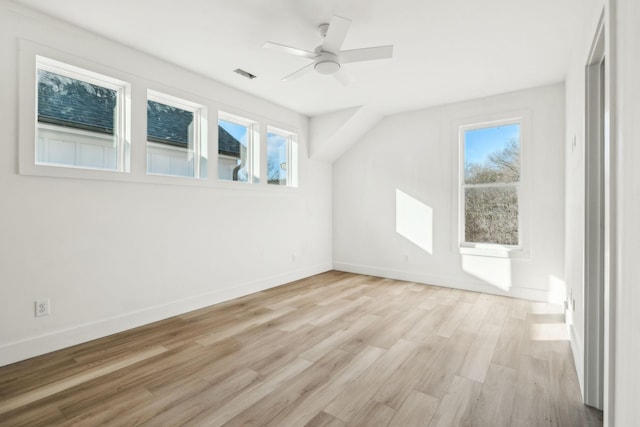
[233,68,257,79]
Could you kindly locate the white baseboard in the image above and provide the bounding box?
[333,261,553,302]
[0,263,331,367]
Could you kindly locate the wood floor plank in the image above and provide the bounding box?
[0,401,68,427]
[0,272,601,427]
[402,304,449,342]
[299,314,380,362]
[346,400,396,427]
[388,390,439,427]
[194,305,296,346]
[276,345,386,427]
[436,301,473,338]
[225,348,353,426]
[458,295,492,334]
[471,363,518,427]
[310,296,371,327]
[324,339,418,422]
[511,355,552,427]
[484,301,509,326]
[305,411,347,427]
[548,349,603,427]
[373,332,444,410]
[63,386,155,426]
[183,356,312,426]
[367,307,426,349]
[459,322,501,383]
[414,330,475,399]
[427,375,482,427]
[0,345,167,414]
[491,316,525,370]
[140,367,260,426]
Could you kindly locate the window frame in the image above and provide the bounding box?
[458,117,525,255]
[267,125,298,187]
[217,111,260,184]
[146,90,207,179]
[34,55,131,172]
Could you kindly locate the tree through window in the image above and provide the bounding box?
[461,122,521,246]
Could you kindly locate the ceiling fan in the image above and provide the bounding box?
[263,15,393,84]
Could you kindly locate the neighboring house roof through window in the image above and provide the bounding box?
[218,126,242,159]
[38,68,242,158]
[37,69,116,134]
[146,100,193,147]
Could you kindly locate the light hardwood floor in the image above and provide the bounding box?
[0,271,603,426]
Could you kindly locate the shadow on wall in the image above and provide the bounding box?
[395,189,433,254]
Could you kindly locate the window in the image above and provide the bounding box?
[147,91,207,178]
[218,113,259,183]
[36,56,130,171]
[267,126,298,186]
[460,121,521,247]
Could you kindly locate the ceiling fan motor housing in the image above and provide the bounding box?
[314,51,340,74]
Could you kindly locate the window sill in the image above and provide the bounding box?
[459,246,517,258]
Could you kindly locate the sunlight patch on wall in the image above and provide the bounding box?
[395,189,433,254]
[547,275,566,305]
[461,254,512,292]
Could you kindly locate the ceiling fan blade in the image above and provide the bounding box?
[340,45,394,64]
[333,68,355,86]
[282,62,315,81]
[263,42,317,60]
[322,15,351,52]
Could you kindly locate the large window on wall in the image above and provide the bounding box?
[460,120,521,247]
[267,126,298,187]
[218,112,259,183]
[147,91,207,179]
[36,56,130,171]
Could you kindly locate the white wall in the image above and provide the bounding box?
[0,1,332,367]
[612,0,640,424]
[333,84,566,302]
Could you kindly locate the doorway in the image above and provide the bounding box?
[584,17,605,410]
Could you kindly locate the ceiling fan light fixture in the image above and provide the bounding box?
[315,60,340,75]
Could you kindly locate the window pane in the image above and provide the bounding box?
[267,131,288,185]
[146,100,196,177]
[37,69,118,169]
[218,119,249,182]
[147,100,193,146]
[464,186,518,245]
[464,124,520,184]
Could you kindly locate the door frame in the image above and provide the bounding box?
[584,13,607,410]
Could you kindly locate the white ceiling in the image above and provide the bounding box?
[14,0,585,117]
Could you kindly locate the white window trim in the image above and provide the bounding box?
[34,55,131,173]
[453,113,531,259]
[146,90,207,179]
[218,111,260,184]
[18,40,302,191]
[267,125,298,187]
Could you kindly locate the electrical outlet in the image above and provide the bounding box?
[35,299,50,317]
